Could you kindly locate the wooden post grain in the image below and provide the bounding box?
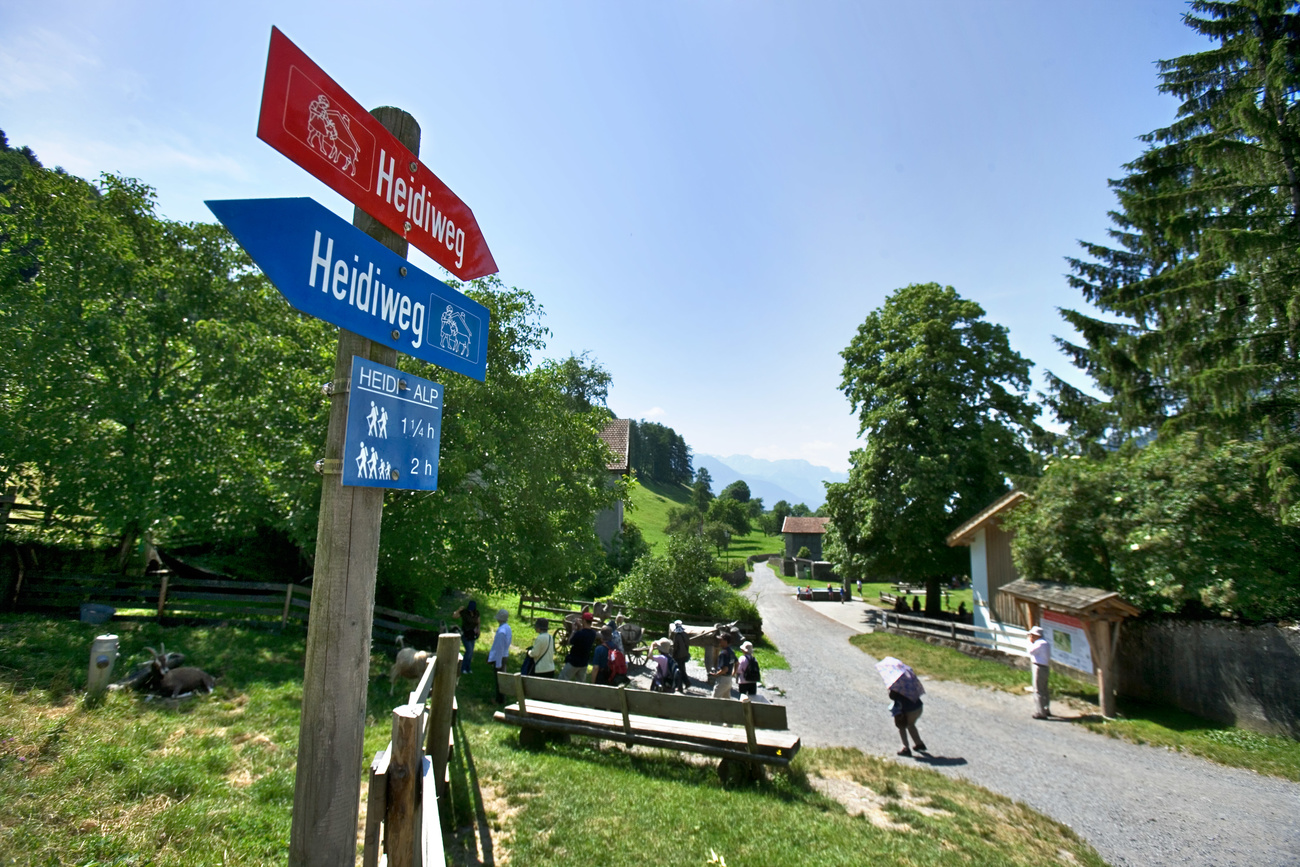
[386,704,424,867]
[362,748,390,867]
[424,633,460,801]
[288,107,421,867]
[155,572,169,620]
[280,583,294,627]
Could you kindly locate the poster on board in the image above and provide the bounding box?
[1042,610,1093,673]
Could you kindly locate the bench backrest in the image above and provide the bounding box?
[496,673,788,730]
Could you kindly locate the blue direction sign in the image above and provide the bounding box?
[206,197,490,382]
[343,357,442,490]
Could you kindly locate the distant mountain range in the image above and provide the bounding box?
[693,454,847,510]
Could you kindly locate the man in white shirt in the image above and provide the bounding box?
[1027,625,1051,719]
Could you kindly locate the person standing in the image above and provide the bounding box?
[526,618,556,678]
[736,641,760,696]
[453,600,480,674]
[670,620,692,693]
[591,628,614,684]
[559,611,598,681]
[608,614,626,653]
[710,633,736,699]
[487,609,512,702]
[1028,625,1051,719]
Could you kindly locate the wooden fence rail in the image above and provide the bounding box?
[8,571,435,647]
[874,608,1031,656]
[518,594,761,638]
[362,633,460,867]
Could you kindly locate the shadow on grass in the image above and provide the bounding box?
[912,754,968,767]
[446,715,497,867]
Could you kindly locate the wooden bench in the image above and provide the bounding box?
[493,673,800,776]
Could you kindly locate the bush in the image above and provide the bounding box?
[1007,434,1300,620]
[612,534,762,631]
[796,546,812,560]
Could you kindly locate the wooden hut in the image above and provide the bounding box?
[945,490,1027,630]
[999,578,1140,718]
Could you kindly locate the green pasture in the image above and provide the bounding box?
[0,612,1106,866]
[628,478,784,562]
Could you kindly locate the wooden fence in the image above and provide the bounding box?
[362,633,460,867]
[874,608,1031,657]
[518,593,761,638]
[8,571,442,648]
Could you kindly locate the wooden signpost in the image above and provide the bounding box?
[225,27,497,867]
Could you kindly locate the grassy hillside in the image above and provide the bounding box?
[627,478,784,561]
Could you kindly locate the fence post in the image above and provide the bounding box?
[424,634,460,802]
[386,704,423,867]
[281,584,294,627]
[155,573,170,620]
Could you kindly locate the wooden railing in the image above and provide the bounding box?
[9,571,440,647]
[518,593,761,637]
[362,633,460,867]
[875,608,1031,656]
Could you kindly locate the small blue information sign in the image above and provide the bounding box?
[342,357,442,491]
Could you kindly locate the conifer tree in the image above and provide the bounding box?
[1052,0,1300,508]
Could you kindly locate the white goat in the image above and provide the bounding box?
[389,646,431,694]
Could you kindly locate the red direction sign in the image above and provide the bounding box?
[256,26,498,282]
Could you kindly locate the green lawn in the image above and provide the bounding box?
[849,630,1300,782]
[1,612,1107,866]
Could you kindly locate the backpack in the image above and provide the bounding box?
[742,653,760,684]
[609,648,628,677]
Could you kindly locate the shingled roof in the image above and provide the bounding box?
[781,516,829,535]
[999,578,1140,620]
[598,418,630,473]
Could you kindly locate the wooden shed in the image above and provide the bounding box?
[945,490,1027,630]
[781,516,829,560]
[999,578,1140,718]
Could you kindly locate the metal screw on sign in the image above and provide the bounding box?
[313,459,325,474]
[391,330,401,341]
[404,221,411,233]
[399,266,408,277]
[398,380,408,390]
[321,381,334,396]
[408,160,418,173]
[390,469,400,481]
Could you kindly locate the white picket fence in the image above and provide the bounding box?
[876,608,1031,657]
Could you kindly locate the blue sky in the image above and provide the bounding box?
[1,1,1209,473]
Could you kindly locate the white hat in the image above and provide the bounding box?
[1028,625,1043,637]
[741,641,754,652]
[673,620,684,632]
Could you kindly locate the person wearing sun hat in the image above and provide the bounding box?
[736,641,760,696]
[670,619,691,693]
[1027,624,1051,719]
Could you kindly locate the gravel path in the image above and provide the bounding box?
[746,562,1300,867]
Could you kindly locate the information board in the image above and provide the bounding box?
[1042,610,1094,674]
[342,357,442,491]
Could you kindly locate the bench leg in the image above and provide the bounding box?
[717,758,765,786]
[519,726,568,748]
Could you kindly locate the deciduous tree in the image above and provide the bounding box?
[825,283,1041,612]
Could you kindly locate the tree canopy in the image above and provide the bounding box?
[824,283,1041,611]
[627,419,692,485]
[1,137,624,607]
[1049,0,1300,513]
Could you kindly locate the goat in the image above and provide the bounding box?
[144,644,216,699]
[389,646,431,694]
[112,649,185,692]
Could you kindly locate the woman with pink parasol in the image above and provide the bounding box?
[875,657,928,757]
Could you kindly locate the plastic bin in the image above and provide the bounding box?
[80,603,116,624]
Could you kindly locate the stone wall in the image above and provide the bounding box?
[1116,619,1300,738]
